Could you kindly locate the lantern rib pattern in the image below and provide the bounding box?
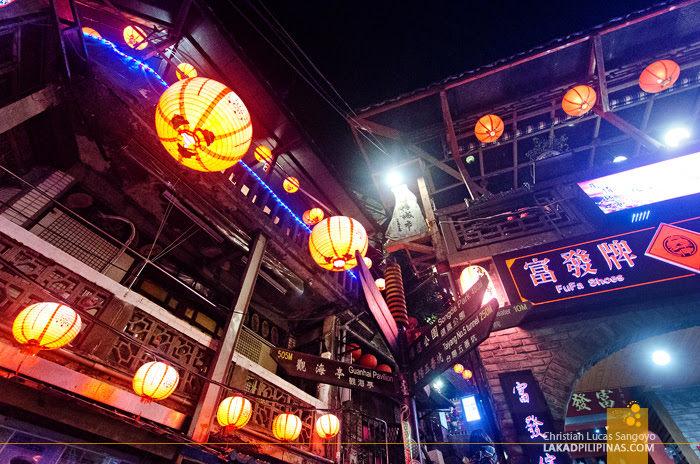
[309,217,368,271]
[562,85,597,116]
[217,396,252,429]
[639,60,680,93]
[315,414,340,439]
[13,303,82,352]
[176,63,197,80]
[384,263,408,328]
[475,114,504,143]
[272,413,302,441]
[133,361,179,402]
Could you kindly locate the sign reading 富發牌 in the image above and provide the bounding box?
[272,348,396,396]
[501,217,700,305]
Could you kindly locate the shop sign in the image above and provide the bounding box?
[503,218,700,305]
[273,348,396,396]
[646,222,700,274]
[491,300,532,331]
[409,298,498,392]
[566,387,631,417]
[500,370,568,464]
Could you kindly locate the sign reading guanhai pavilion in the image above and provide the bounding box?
[273,348,396,396]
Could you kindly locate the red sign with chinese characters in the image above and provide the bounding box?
[566,387,631,417]
[503,218,700,305]
[645,222,700,274]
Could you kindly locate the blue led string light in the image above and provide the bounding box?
[82,32,168,88]
[86,30,358,280]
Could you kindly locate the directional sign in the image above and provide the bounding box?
[645,222,700,274]
[407,274,488,363]
[355,250,399,353]
[410,298,498,392]
[491,301,533,332]
[272,348,396,396]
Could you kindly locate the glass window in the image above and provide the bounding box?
[139,280,167,302]
[194,312,217,333]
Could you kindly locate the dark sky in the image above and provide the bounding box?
[226,0,666,194]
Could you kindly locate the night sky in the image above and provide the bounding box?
[226,0,666,196]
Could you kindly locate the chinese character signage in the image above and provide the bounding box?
[272,348,396,396]
[566,388,631,417]
[645,222,700,274]
[491,300,532,331]
[410,297,498,392]
[502,218,700,305]
[500,370,570,464]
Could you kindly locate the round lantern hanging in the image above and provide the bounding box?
[283,176,299,193]
[303,208,324,226]
[272,413,302,441]
[155,77,253,172]
[81,27,101,39]
[309,216,368,271]
[123,25,148,50]
[639,60,680,93]
[376,364,392,373]
[562,85,597,116]
[346,342,362,361]
[359,354,377,369]
[462,369,473,380]
[375,278,386,291]
[217,395,252,429]
[363,257,372,269]
[254,145,273,164]
[474,114,504,143]
[453,364,464,374]
[175,62,198,80]
[316,413,340,439]
[132,361,179,402]
[13,302,82,355]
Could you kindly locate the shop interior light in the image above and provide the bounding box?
[664,127,690,147]
[613,156,627,163]
[386,171,403,187]
[433,379,443,389]
[652,350,670,365]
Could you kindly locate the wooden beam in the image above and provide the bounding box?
[592,34,610,112]
[408,145,462,182]
[386,239,436,256]
[0,85,58,134]
[352,117,403,140]
[417,177,448,262]
[592,107,665,151]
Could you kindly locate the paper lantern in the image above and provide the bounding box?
[132,361,179,402]
[176,62,198,80]
[155,77,252,172]
[123,25,148,50]
[283,176,299,193]
[460,265,497,306]
[254,145,273,164]
[639,60,680,93]
[375,278,386,291]
[309,216,368,271]
[562,85,596,116]
[475,114,504,143]
[0,0,17,7]
[81,27,101,39]
[272,413,302,441]
[462,369,473,380]
[453,364,464,374]
[217,395,252,429]
[363,257,372,269]
[303,208,324,226]
[359,354,377,369]
[377,364,392,373]
[346,342,362,361]
[13,302,82,355]
[316,414,340,439]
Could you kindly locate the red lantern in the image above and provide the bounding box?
[453,364,464,374]
[474,115,504,143]
[376,364,392,373]
[639,60,680,93]
[562,85,596,116]
[462,369,473,380]
[359,354,377,369]
[346,342,362,361]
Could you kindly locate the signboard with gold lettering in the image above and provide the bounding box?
[272,348,396,396]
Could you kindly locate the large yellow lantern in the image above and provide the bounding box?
[123,25,148,50]
[132,361,179,402]
[303,208,324,226]
[283,176,299,193]
[309,216,368,271]
[155,77,252,172]
[315,413,340,439]
[13,302,82,355]
[176,62,198,80]
[217,395,252,429]
[460,265,497,306]
[272,413,302,441]
[254,145,273,164]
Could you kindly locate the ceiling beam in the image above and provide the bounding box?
[592,34,610,112]
[592,107,665,151]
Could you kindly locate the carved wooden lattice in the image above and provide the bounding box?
[108,308,212,399]
[245,372,314,450]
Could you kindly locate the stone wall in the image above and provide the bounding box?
[656,386,700,459]
[476,295,700,464]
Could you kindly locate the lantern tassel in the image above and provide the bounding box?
[140,396,153,404]
[19,341,41,357]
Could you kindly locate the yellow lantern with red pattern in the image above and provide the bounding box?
[123,25,148,50]
[217,395,252,429]
[283,176,299,193]
[12,302,82,355]
[254,145,273,164]
[303,208,324,226]
[176,63,198,80]
[316,413,340,439]
[272,413,302,441]
[309,216,368,271]
[132,361,179,402]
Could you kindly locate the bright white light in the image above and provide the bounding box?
[386,171,403,187]
[664,127,690,147]
[652,350,670,365]
[433,379,443,389]
[613,156,627,163]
